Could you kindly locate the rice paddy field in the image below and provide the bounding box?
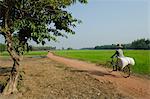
[54,50,150,75]
[0,50,150,75]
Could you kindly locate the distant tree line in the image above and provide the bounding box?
[67,47,73,50]
[0,44,56,52]
[30,46,56,51]
[0,43,6,53]
[125,38,150,49]
[81,47,94,50]
[94,38,150,50]
[94,45,116,49]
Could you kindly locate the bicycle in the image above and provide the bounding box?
[105,58,131,78]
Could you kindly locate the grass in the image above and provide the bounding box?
[0,51,48,56]
[54,50,150,75]
[24,51,48,56]
[0,51,48,60]
[0,50,149,75]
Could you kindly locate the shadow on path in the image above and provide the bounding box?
[0,66,11,93]
[70,69,118,78]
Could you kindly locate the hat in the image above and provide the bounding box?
[117,44,123,48]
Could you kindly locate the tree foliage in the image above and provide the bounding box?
[0,0,87,55]
[0,43,6,52]
[131,38,150,49]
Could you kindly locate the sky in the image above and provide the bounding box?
[0,0,149,49]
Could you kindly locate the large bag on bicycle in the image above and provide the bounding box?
[118,57,135,69]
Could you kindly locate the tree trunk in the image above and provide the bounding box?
[2,61,19,95]
[2,32,20,95]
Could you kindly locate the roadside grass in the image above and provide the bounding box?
[54,50,150,75]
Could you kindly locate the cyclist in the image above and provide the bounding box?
[111,44,125,71]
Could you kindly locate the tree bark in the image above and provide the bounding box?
[2,32,20,95]
[1,2,21,95]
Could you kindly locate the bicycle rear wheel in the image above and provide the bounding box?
[121,65,130,78]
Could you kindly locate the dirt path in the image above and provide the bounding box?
[0,57,130,99]
[47,52,150,99]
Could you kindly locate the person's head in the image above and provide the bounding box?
[116,44,123,49]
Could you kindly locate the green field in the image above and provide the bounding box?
[54,50,150,75]
[1,50,150,75]
[0,51,48,60]
[0,51,48,56]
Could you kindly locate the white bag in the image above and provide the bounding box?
[118,57,135,69]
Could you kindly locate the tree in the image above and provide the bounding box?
[94,45,116,49]
[131,38,150,49]
[0,0,87,95]
[67,47,73,50]
[93,38,150,50]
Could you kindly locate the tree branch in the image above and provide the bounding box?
[0,2,8,8]
[0,28,5,33]
[0,28,2,32]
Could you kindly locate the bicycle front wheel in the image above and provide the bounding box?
[105,61,112,68]
[121,65,130,78]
